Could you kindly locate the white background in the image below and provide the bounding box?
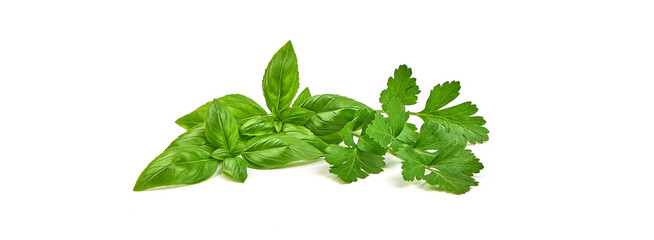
[1,1,653,239]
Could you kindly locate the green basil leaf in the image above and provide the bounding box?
[281,123,328,152]
[206,99,239,153]
[279,107,315,125]
[241,134,322,169]
[292,87,311,107]
[240,115,276,136]
[262,41,299,116]
[175,94,267,129]
[133,146,217,191]
[211,149,230,160]
[166,123,213,151]
[222,157,248,183]
[300,94,372,144]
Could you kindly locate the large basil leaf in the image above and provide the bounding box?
[222,157,248,183]
[206,99,239,153]
[240,115,276,136]
[175,94,267,129]
[166,124,213,151]
[133,146,217,191]
[262,41,300,116]
[300,94,372,144]
[279,107,314,125]
[281,123,328,152]
[241,134,322,169]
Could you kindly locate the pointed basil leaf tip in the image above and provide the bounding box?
[206,99,239,153]
[292,87,312,107]
[300,94,373,144]
[419,81,489,144]
[222,157,248,183]
[263,40,300,117]
[175,94,267,129]
[379,64,420,106]
[240,115,276,136]
[241,134,322,169]
[324,145,385,183]
[133,146,217,191]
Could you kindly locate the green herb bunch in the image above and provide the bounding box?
[134,41,489,194]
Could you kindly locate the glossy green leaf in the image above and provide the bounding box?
[281,124,328,152]
[279,107,315,125]
[324,145,385,183]
[176,94,267,129]
[395,123,419,145]
[356,135,388,156]
[382,97,409,137]
[222,157,248,183]
[241,134,322,169]
[301,94,372,144]
[419,81,489,144]
[133,146,217,191]
[365,113,393,147]
[240,115,276,136]
[211,149,230,160]
[413,121,462,150]
[396,144,483,194]
[292,87,311,107]
[166,124,213,151]
[379,65,420,105]
[206,99,239,152]
[340,116,359,147]
[262,41,300,116]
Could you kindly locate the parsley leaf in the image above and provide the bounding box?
[397,144,483,194]
[418,81,489,144]
[379,64,420,105]
[324,145,385,183]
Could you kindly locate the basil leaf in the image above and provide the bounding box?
[279,107,315,125]
[292,87,311,107]
[281,123,328,152]
[222,157,248,183]
[206,99,239,153]
[262,41,300,116]
[166,123,213,151]
[175,94,267,129]
[241,134,322,169]
[300,94,372,144]
[211,149,230,160]
[133,146,217,191]
[240,115,276,136]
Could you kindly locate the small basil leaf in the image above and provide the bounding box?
[292,87,311,107]
[206,99,239,152]
[262,41,300,116]
[175,94,267,129]
[211,149,230,160]
[279,107,315,125]
[166,123,213,151]
[281,123,328,152]
[240,115,276,136]
[133,146,217,191]
[241,134,322,169]
[301,94,373,144]
[222,157,248,183]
